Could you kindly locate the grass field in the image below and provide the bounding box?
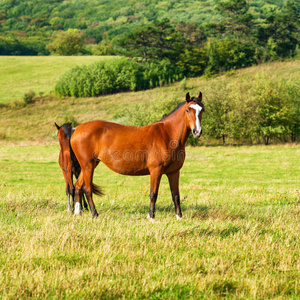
[0,143,299,298]
[0,56,114,104]
[1,57,300,298]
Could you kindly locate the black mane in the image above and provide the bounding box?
[160,102,185,120]
[160,97,205,121]
[61,123,73,139]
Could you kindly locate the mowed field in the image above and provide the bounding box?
[0,57,300,298]
[0,143,300,298]
[0,56,115,104]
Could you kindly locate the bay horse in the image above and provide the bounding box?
[71,92,205,219]
[55,122,88,211]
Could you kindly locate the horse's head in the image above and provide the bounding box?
[55,122,73,144]
[185,92,205,138]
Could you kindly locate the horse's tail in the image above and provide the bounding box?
[68,127,82,179]
[92,183,104,196]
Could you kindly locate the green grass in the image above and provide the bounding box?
[0,56,114,104]
[0,143,300,299]
[1,57,300,298]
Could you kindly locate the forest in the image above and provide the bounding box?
[0,0,299,74]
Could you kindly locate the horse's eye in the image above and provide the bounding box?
[186,109,189,113]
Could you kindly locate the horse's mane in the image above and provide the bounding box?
[61,122,73,139]
[160,102,185,121]
[160,96,205,121]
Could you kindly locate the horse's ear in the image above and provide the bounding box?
[54,122,60,130]
[198,92,202,102]
[186,92,191,103]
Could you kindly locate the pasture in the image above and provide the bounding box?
[0,143,299,298]
[1,57,300,298]
[0,56,114,104]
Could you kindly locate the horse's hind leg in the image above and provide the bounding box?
[76,161,98,218]
[82,193,89,211]
[167,171,182,220]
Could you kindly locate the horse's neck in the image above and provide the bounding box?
[164,106,190,146]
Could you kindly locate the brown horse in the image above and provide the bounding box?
[55,122,88,211]
[71,92,205,219]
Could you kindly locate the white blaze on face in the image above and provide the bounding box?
[190,104,202,133]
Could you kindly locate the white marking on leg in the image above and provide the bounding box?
[74,202,81,215]
[176,215,182,220]
[147,213,155,222]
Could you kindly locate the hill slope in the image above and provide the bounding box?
[0,58,299,143]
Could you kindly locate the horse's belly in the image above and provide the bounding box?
[99,153,150,176]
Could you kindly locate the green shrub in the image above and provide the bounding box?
[63,114,79,127]
[55,58,183,97]
[23,90,36,104]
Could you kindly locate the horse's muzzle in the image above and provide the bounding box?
[192,128,202,138]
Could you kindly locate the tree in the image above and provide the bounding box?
[113,18,187,63]
[46,29,84,55]
[254,78,292,145]
[264,0,300,58]
[212,0,254,39]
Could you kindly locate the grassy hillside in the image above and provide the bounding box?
[0,143,299,298]
[0,58,299,143]
[0,56,114,104]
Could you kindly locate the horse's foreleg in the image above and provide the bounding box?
[74,173,84,215]
[148,169,162,220]
[167,171,182,220]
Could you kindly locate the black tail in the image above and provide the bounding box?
[68,126,82,179]
[92,183,104,196]
[66,124,104,197]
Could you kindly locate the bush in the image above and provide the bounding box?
[23,90,36,104]
[64,114,79,127]
[55,58,183,97]
[201,76,300,145]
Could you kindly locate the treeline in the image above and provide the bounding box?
[115,76,300,145]
[0,0,299,74]
[112,1,299,76]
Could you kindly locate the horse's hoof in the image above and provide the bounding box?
[176,215,182,220]
[92,211,99,218]
[147,214,155,222]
